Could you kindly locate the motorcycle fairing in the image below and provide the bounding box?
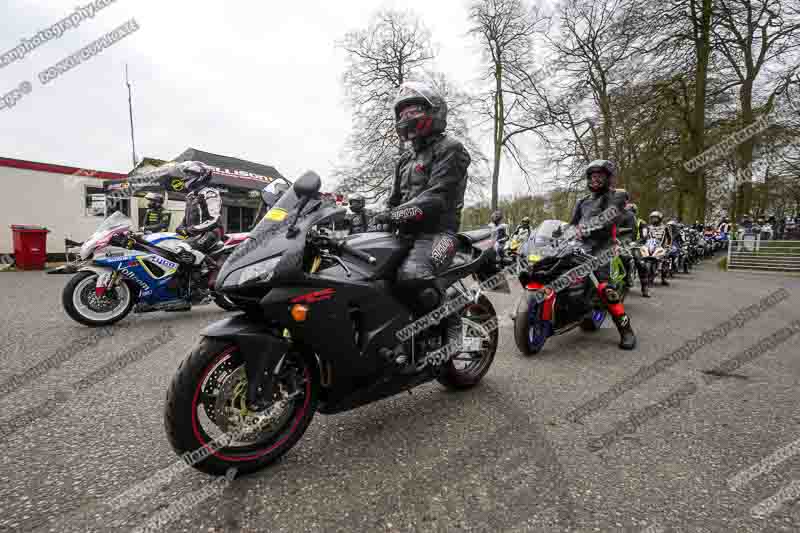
[92,251,179,303]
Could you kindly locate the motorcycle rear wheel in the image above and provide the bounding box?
[438,295,498,388]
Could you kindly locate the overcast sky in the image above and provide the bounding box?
[1,0,554,198]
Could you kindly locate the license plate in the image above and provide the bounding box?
[461,334,483,353]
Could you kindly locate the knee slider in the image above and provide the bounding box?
[604,287,621,303]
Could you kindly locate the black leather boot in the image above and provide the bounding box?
[612,313,637,350]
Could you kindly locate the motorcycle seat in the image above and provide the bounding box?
[458,228,493,244]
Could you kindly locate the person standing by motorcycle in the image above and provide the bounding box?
[717,216,731,235]
[346,194,373,235]
[511,216,532,241]
[371,81,471,365]
[569,160,637,350]
[643,211,672,286]
[142,192,171,234]
[175,162,223,281]
[620,197,650,297]
[627,203,647,241]
[667,220,683,272]
[489,210,509,261]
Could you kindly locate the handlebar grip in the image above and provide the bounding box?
[340,242,377,265]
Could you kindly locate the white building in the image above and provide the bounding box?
[0,156,131,257]
[0,148,292,258]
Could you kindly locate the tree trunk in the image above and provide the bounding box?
[491,46,504,211]
[688,0,712,222]
[735,80,755,218]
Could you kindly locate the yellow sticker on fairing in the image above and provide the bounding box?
[264,208,288,222]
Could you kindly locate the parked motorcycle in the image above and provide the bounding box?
[163,172,503,475]
[61,212,248,326]
[638,237,667,288]
[512,221,614,355]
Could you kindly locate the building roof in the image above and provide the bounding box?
[127,147,289,193]
[172,148,286,182]
[0,156,127,180]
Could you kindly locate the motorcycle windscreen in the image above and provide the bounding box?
[216,187,342,286]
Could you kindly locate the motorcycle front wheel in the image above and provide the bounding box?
[62,271,135,327]
[164,338,319,476]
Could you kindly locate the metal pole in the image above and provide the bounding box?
[727,237,732,271]
[125,64,137,167]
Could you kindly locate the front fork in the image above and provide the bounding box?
[94,268,120,297]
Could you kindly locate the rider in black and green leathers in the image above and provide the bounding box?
[142,192,171,233]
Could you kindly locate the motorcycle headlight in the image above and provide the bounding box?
[233,256,281,287]
[80,238,97,260]
[528,254,541,263]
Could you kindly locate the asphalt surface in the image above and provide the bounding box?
[1,259,800,533]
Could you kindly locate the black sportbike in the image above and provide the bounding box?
[164,172,502,475]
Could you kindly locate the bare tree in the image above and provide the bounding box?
[713,0,800,219]
[335,10,434,203]
[335,10,487,205]
[468,0,554,210]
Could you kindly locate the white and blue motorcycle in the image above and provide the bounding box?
[61,212,248,326]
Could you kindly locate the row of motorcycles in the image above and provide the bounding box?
[59,164,508,476]
[503,220,727,355]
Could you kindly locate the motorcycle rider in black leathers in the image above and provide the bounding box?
[142,192,171,233]
[372,81,471,367]
[175,162,223,283]
[569,160,637,350]
[345,194,373,235]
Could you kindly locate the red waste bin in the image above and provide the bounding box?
[11,225,50,270]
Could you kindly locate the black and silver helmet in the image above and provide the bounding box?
[649,211,663,225]
[393,81,447,141]
[178,161,213,191]
[585,160,617,192]
[348,194,365,213]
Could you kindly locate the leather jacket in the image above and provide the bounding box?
[570,189,625,252]
[386,133,470,234]
[178,187,222,236]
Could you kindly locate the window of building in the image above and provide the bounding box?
[225,206,256,233]
[84,185,130,218]
[84,186,107,217]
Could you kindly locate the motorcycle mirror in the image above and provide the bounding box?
[294,171,322,197]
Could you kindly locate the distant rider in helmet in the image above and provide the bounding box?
[643,210,672,286]
[346,194,372,235]
[489,210,509,259]
[616,191,644,296]
[372,81,472,367]
[511,216,532,241]
[569,160,637,349]
[142,192,171,233]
